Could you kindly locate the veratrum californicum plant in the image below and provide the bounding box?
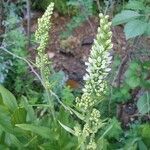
[75,13,113,150]
[35,2,54,89]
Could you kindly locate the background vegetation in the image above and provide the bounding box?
[0,0,149,149]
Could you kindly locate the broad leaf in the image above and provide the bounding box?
[124,20,147,39]
[101,118,122,139]
[5,133,23,148]
[0,113,15,134]
[138,140,148,150]
[112,10,140,26]
[58,121,76,136]
[140,124,150,147]
[125,1,145,10]
[97,138,109,150]
[0,85,17,111]
[145,23,150,36]
[137,92,150,115]
[125,76,140,89]
[16,124,51,139]
[11,107,27,125]
[20,96,36,122]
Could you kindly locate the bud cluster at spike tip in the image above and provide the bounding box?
[35,2,54,68]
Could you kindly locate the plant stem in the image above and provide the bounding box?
[40,65,55,121]
[0,46,43,85]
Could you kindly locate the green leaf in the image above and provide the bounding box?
[137,92,150,115]
[124,20,147,39]
[0,94,4,105]
[125,76,140,88]
[58,121,76,136]
[143,61,150,69]
[102,118,122,139]
[112,10,140,26]
[125,1,145,10]
[16,124,51,139]
[97,138,109,150]
[145,23,150,36]
[129,61,140,70]
[69,107,85,121]
[0,112,15,134]
[11,107,27,125]
[0,144,9,150]
[61,86,74,106]
[5,133,23,148]
[140,124,150,147]
[20,96,36,122]
[0,85,17,111]
[138,140,148,150]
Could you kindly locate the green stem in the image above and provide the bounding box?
[40,65,55,121]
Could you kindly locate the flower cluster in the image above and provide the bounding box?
[82,109,101,137]
[86,138,97,150]
[75,13,113,150]
[76,13,113,112]
[35,3,54,89]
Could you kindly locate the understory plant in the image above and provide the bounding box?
[0,1,150,150]
[74,13,113,150]
[59,13,113,150]
[112,0,150,39]
[0,3,77,149]
[0,2,42,102]
[61,0,93,38]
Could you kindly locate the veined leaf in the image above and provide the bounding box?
[137,92,150,115]
[11,107,27,125]
[0,113,15,134]
[15,124,51,139]
[5,133,23,148]
[20,96,36,122]
[124,19,147,39]
[125,1,145,10]
[125,76,141,88]
[140,124,150,147]
[112,10,140,26]
[0,85,17,111]
[138,140,148,150]
[69,107,85,121]
[145,23,150,36]
[58,121,76,136]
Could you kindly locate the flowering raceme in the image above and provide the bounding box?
[76,13,113,112]
[75,13,113,150]
[35,3,54,89]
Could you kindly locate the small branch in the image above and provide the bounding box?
[50,90,73,114]
[95,0,101,13]
[0,0,4,44]
[112,54,129,88]
[26,0,31,48]
[0,46,43,86]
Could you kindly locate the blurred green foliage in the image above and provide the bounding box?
[32,0,71,15]
[0,0,150,149]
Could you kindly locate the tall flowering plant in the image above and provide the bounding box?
[35,3,55,118]
[35,2,54,90]
[34,3,113,149]
[74,13,113,150]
